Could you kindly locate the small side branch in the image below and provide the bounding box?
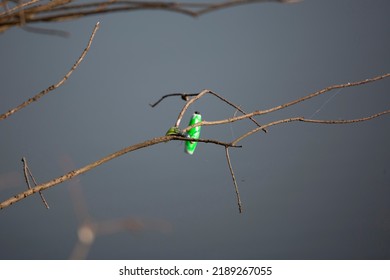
[21,157,49,209]
[0,21,100,121]
[301,111,390,124]
[225,148,243,213]
[232,109,390,145]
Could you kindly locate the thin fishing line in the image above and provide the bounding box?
[229,109,239,141]
[309,88,343,118]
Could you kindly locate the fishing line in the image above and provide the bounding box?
[309,88,343,118]
[229,109,239,141]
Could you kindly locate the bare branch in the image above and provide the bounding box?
[194,0,302,17]
[225,147,243,213]
[0,135,239,210]
[232,109,390,145]
[0,0,39,17]
[0,21,100,121]
[0,0,302,32]
[1,73,388,211]
[0,135,166,210]
[256,73,390,117]
[208,91,267,132]
[175,89,212,127]
[181,73,390,133]
[301,110,390,124]
[21,157,49,209]
[171,135,242,148]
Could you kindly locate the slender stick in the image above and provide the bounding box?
[0,21,100,121]
[232,109,390,145]
[21,158,32,189]
[225,148,243,213]
[21,157,50,209]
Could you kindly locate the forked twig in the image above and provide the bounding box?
[21,157,49,209]
[0,135,239,210]
[171,89,267,133]
[173,73,389,137]
[180,73,390,133]
[207,91,267,132]
[163,74,389,213]
[1,74,388,211]
[226,110,390,213]
[175,89,211,127]
[0,21,100,121]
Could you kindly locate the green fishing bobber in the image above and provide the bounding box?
[185,111,202,155]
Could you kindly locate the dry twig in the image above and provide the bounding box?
[0,21,100,121]
[0,73,388,212]
[232,110,390,145]
[0,0,302,33]
[181,73,390,133]
[225,147,243,213]
[166,74,390,213]
[21,157,49,209]
[173,89,267,133]
[0,135,239,210]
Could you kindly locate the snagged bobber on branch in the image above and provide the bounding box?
[185,111,202,155]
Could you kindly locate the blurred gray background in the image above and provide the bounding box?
[1,0,389,259]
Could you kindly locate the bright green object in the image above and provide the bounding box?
[185,111,202,155]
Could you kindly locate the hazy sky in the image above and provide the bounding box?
[1,0,389,259]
